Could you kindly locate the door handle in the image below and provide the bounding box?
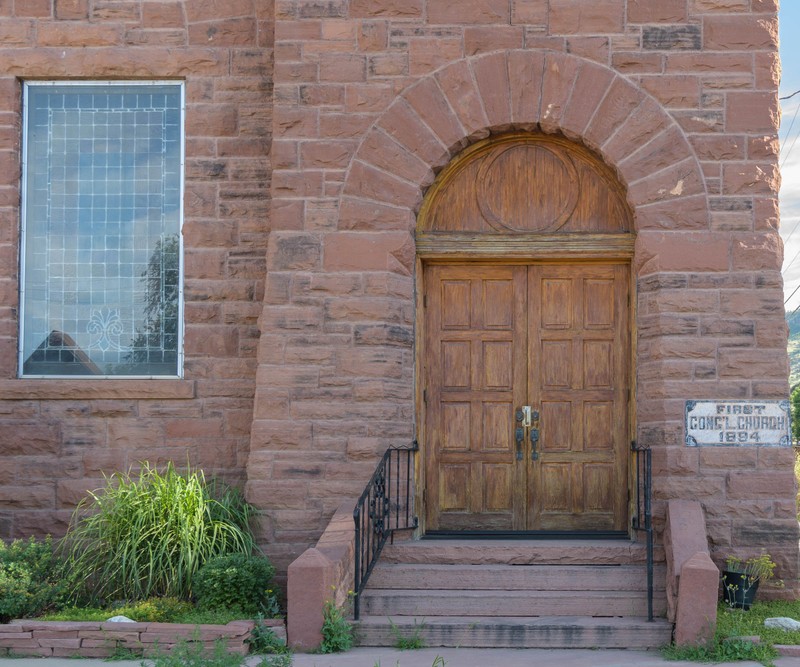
[515,406,538,461]
[530,428,540,460]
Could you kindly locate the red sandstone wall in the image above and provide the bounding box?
[0,0,794,591]
[252,0,797,584]
[0,0,273,538]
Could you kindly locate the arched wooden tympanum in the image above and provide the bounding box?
[418,133,633,534]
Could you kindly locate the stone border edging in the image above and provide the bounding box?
[0,618,286,658]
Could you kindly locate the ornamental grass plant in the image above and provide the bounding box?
[61,461,259,604]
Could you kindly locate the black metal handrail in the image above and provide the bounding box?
[353,442,418,620]
[631,440,654,622]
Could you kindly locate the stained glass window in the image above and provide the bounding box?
[20,82,184,377]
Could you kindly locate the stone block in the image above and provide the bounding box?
[285,543,337,649]
[465,26,523,55]
[350,0,423,18]
[344,161,420,209]
[560,63,613,140]
[185,0,254,23]
[15,0,50,17]
[508,50,545,126]
[409,36,464,76]
[428,0,509,24]
[37,22,122,46]
[472,52,511,129]
[375,101,447,167]
[549,0,623,33]
[141,2,184,28]
[703,15,778,50]
[628,0,686,22]
[643,25,701,50]
[436,61,490,139]
[674,552,719,646]
[539,52,581,134]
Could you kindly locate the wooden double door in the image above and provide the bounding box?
[423,261,630,533]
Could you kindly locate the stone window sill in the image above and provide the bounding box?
[0,379,195,400]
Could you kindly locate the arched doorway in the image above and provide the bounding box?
[417,132,635,535]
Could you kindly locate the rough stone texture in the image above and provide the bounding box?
[0,1,273,538]
[250,0,795,596]
[674,553,719,646]
[664,500,713,624]
[286,501,354,649]
[0,620,279,658]
[0,0,795,615]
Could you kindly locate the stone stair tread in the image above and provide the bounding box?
[368,562,666,591]
[363,588,660,599]
[361,588,667,618]
[380,539,664,565]
[354,615,673,648]
[357,615,667,625]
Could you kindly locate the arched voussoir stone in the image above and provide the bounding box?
[339,49,709,233]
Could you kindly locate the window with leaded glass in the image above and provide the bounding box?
[20,81,184,377]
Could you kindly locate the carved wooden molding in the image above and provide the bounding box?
[416,233,635,259]
[418,132,633,236]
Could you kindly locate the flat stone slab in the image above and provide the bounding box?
[355,615,673,648]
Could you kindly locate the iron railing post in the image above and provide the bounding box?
[631,441,654,622]
[352,442,418,620]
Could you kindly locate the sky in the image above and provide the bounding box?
[779,3,800,314]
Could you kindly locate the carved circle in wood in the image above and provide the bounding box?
[476,143,580,233]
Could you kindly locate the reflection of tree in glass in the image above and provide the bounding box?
[124,234,179,373]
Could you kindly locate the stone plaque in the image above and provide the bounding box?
[685,400,791,447]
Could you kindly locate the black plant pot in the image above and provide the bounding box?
[721,570,760,610]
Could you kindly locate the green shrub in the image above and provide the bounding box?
[193,553,277,616]
[61,461,258,603]
[248,614,291,655]
[41,602,245,625]
[0,536,64,623]
[142,637,246,667]
[319,599,353,654]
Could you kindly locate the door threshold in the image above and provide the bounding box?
[422,530,630,540]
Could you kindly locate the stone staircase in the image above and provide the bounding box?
[354,539,673,648]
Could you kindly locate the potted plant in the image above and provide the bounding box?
[721,552,777,610]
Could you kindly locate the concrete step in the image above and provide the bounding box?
[360,588,667,618]
[354,615,673,648]
[380,539,664,566]
[368,563,667,592]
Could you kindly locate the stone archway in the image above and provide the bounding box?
[338,49,709,236]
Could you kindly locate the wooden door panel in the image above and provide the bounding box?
[540,401,573,452]
[440,464,470,510]
[441,341,471,388]
[583,401,614,451]
[440,402,470,451]
[482,402,514,452]
[584,340,613,388]
[529,264,628,532]
[483,341,514,389]
[583,464,614,512]
[540,279,573,328]
[441,281,471,328]
[541,340,572,388]
[539,463,572,511]
[483,464,513,511]
[425,262,628,533]
[484,280,515,328]
[425,264,527,531]
[584,279,615,328]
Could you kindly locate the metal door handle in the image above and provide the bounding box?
[515,426,524,461]
[530,428,539,460]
